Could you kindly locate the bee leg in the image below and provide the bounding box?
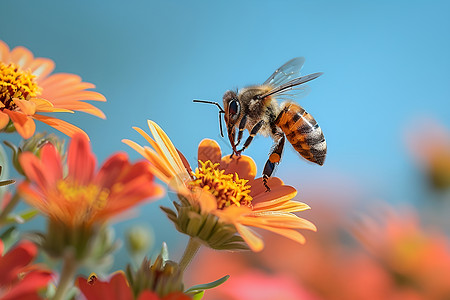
[228,125,237,158]
[263,133,285,192]
[235,115,248,148]
[236,120,265,155]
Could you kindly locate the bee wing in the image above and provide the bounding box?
[260,72,323,99]
[263,57,305,87]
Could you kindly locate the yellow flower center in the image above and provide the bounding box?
[0,62,40,110]
[57,180,110,211]
[189,160,253,209]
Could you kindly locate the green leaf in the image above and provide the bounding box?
[5,209,39,224]
[185,275,230,295]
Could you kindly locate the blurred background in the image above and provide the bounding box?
[2,0,450,299]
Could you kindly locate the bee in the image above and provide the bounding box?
[194,57,326,191]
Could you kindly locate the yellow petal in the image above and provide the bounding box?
[235,223,264,252]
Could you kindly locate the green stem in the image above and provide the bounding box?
[179,237,202,274]
[0,192,20,226]
[52,252,78,300]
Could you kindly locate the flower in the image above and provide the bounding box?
[0,40,106,139]
[354,207,450,299]
[18,133,164,259]
[0,239,53,300]
[123,120,316,252]
[77,272,191,300]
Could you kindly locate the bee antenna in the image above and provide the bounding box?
[193,99,225,137]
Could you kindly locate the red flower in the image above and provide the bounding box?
[77,272,191,300]
[0,239,53,300]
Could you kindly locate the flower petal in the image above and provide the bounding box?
[67,133,96,184]
[2,270,53,300]
[29,58,55,80]
[147,120,190,182]
[4,110,36,139]
[0,111,10,130]
[10,46,34,69]
[220,155,257,180]
[252,185,297,208]
[0,241,37,285]
[33,114,89,139]
[235,223,264,252]
[0,40,10,62]
[198,139,222,165]
[14,98,36,115]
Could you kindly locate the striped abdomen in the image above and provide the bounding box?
[275,103,326,165]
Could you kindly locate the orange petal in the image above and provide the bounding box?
[32,98,73,113]
[42,82,96,98]
[10,46,34,69]
[198,139,222,165]
[14,98,36,115]
[148,120,190,181]
[49,91,106,103]
[252,185,297,208]
[220,155,257,180]
[121,139,171,183]
[254,200,310,213]
[0,111,10,130]
[4,110,36,139]
[29,58,55,80]
[0,40,10,62]
[50,100,105,118]
[33,114,89,140]
[250,177,284,196]
[235,223,264,252]
[251,224,307,244]
[39,73,82,90]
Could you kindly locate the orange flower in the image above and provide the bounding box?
[0,239,53,300]
[18,133,163,228]
[354,208,450,299]
[123,120,316,252]
[0,40,106,139]
[77,272,191,300]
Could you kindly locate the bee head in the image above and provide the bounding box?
[223,90,241,127]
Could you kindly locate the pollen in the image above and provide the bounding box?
[56,180,110,211]
[0,62,40,110]
[189,160,253,209]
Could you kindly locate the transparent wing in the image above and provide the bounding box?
[260,72,323,99]
[263,57,305,87]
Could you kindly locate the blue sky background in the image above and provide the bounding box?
[2,0,450,269]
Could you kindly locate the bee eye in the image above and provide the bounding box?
[229,99,240,118]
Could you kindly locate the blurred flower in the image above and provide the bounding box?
[0,40,106,139]
[406,119,450,190]
[123,120,315,252]
[212,270,318,300]
[18,133,164,259]
[77,272,191,300]
[0,239,53,300]
[354,208,450,299]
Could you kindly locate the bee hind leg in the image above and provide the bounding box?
[236,119,265,155]
[262,134,285,192]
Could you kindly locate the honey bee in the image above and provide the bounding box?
[194,57,326,191]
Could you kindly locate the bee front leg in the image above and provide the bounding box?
[235,115,248,148]
[263,133,285,192]
[236,120,265,155]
